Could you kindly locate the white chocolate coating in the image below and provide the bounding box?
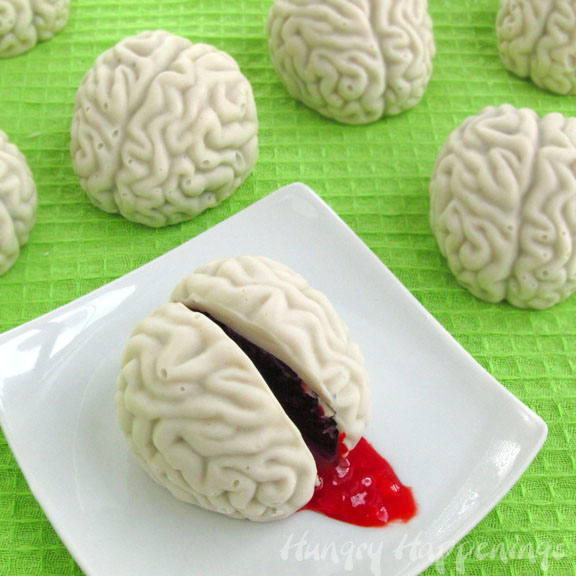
[497,0,576,95]
[267,0,435,124]
[430,104,576,310]
[171,256,371,450]
[0,0,69,59]
[117,302,316,522]
[71,30,259,227]
[0,129,37,276]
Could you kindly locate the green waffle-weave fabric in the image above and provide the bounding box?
[0,0,575,574]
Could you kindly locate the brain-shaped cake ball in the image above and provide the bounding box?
[0,130,37,276]
[71,31,259,227]
[267,0,435,124]
[0,0,69,59]
[117,256,371,521]
[497,0,576,95]
[430,104,576,310]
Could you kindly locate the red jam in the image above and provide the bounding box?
[303,436,417,527]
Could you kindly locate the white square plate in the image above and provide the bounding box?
[0,183,547,576]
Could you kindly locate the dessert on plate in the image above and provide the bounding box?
[117,256,416,525]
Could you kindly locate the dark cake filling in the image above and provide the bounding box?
[191,309,339,464]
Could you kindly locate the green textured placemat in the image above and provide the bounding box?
[0,0,575,574]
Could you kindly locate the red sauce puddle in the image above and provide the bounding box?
[303,436,417,527]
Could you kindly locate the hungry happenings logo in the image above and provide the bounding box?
[279,530,384,575]
[279,530,566,575]
[394,532,566,574]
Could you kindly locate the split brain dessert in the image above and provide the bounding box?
[116,256,372,521]
[430,104,576,310]
[0,129,37,276]
[267,0,435,124]
[0,0,69,59]
[497,0,576,95]
[70,30,259,227]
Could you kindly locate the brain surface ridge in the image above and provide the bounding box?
[0,0,69,58]
[498,0,576,94]
[0,130,37,275]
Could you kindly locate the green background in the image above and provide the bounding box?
[0,0,574,574]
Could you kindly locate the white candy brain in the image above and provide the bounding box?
[497,0,576,95]
[70,30,259,227]
[0,0,69,59]
[0,130,37,276]
[171,255,371,450]
[118,256,372,520]
[117,302,316,521]
[430,104,576,310]
[267,0,435,124]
